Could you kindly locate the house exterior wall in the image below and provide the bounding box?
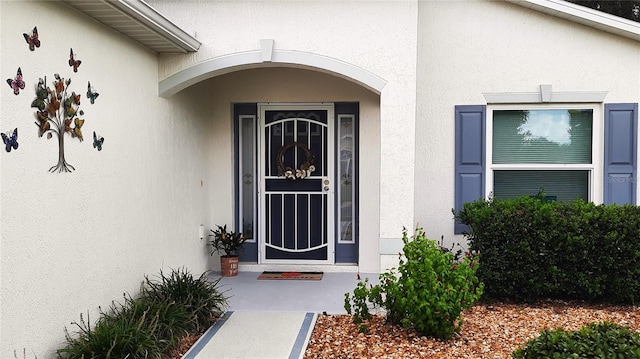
[149,0,420,272]
[3,0,640,355]
[0,2,214,356]
[414,0,640,252]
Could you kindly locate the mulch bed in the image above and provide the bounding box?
[303,300,640,358]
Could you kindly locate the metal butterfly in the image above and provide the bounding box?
[72,118,84,141]
[31,78,48,111]
[87,81,99,104]
[6,67,25,95]
[93,131,104,151]
[2,128,19,152]
[69,48,81,72]
[23,26,40,51]
[35,111,51,138]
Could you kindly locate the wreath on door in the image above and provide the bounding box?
[277,142,316,180]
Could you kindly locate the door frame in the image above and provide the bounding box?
[257,103,336,264]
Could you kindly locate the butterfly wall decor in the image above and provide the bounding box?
[32,78,48,110]
[69,48,81,72]
[72,118,84,141]
[6,67,25,95]
[86,81,99,104]
[35,110,51,138]
[2,128,19,152]
[23,26,40,51]
[93,131,104,151]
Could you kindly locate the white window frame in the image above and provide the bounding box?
[486,103,604,204]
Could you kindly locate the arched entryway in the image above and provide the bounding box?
[160,53,383,267]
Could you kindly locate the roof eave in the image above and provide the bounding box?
[61,0,201,53]
[506,0,640,42]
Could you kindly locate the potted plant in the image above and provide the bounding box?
[208,224,246,277]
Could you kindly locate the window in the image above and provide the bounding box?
[455,103,637,234]
[487,106,602,202]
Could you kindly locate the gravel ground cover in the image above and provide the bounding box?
[303,300,640,359]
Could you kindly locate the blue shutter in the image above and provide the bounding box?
[454,105,486,234]
[604,103,638,205]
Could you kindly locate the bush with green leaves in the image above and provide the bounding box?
[140,268,229,332]
[513,322,640,358]
[344,228,484,339]
[455,193,640,303]
[57,267,228,358]
[57,308,162,359]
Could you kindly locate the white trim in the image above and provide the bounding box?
[159,50,387,97]
[261,39,274,62]
[483,91,608,104]
[486,103,604,203]
[506,0,640,42]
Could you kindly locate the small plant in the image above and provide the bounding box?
[513,321,640,358]
[208,224,246,257]
[345,227,483,340]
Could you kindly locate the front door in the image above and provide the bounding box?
[258,104,334,264]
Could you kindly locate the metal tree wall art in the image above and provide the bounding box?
[31,74,85,172]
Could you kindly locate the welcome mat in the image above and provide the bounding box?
[257,271,323,280]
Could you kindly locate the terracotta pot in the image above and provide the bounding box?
[220,256,239,277]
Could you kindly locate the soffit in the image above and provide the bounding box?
[507,0,640,42]
[60,0,200,53]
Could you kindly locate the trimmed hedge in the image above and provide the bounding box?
[455,195,640,303]
[513,322,640,358]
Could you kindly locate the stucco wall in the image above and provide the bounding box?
[0,2,213,356]
[149,0,420,267]
[415,0,640,250]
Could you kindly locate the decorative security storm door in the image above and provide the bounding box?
[259,104,335,263]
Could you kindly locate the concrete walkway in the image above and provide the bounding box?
[184,311,316,359]
[182,271,379,359]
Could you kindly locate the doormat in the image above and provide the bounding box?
[257,271,323,280]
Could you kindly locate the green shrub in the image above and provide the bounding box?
[513,322,640,358]
[140,268,229,332]
[456,194,640,304]
[57,309,162,359]
[99,296,193,352]
[344,228,484,339]
[58,267,229,358]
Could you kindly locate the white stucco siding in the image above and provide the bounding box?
[0,2,213,357]
[150,0,419,270]
[414,0,640,251]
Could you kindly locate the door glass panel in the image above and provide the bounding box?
[239,116,256,241]
[338,115,355,243]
